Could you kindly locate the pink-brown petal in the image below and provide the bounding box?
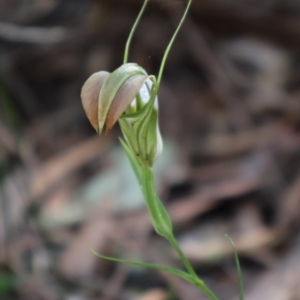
[81,71,110,132]
[105,74,148,132]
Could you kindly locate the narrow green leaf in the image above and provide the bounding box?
[119,137,143,186]
[118,118,140,159]
[225,235,244,300]
[90,248,194,284]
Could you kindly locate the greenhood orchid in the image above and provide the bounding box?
[81,63,163,168]
[79,1,238,299]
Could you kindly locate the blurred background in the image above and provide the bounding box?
[1,0,300,299]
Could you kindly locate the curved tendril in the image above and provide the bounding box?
[154,0,192,97]
[123,0,150,64]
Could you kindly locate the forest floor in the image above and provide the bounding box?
[1,0,300,299]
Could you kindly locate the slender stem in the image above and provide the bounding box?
[167,234,197,278]
[193,279,220,300]
[123,0,150,64]
[167,234,219,300]
[154,0,192,96]
[141,168,195,276]
[142,168,219,300]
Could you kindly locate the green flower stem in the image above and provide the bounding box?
[141,167,219,300]
[168,236,219,300]
[142,167,173,238]
[167,233,197,278]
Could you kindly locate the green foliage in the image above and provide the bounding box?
[226,235,245,300]
[0,271,18,296]
[90,249,195,285]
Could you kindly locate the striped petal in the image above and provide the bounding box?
[105,74,147,132]
[98,63,147,134]
[81,71,110,132]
